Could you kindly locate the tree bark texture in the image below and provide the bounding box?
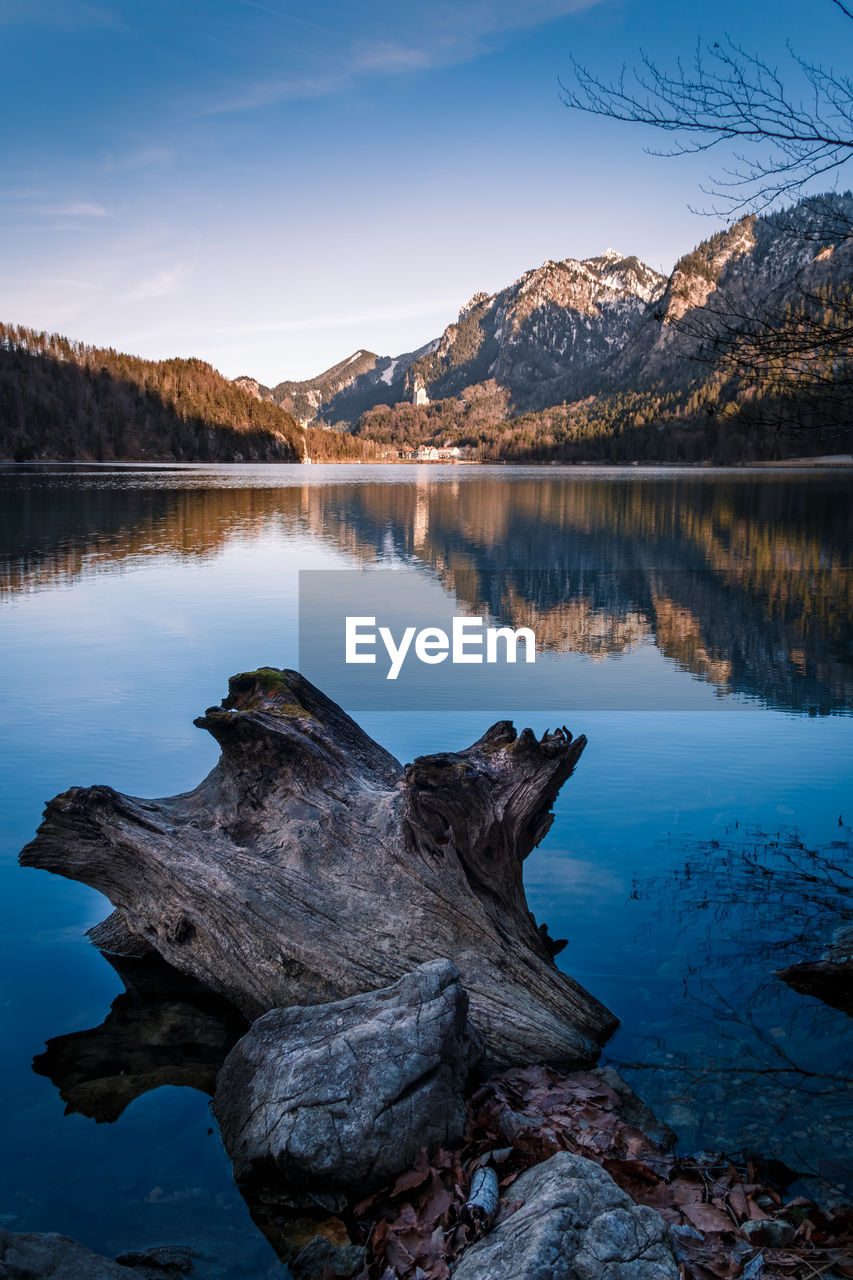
[20,668,618,1065]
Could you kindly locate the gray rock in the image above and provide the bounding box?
[741,1219,797,1247]
[453,1152,678,1280]
[289,1236,363,1280]
[0,1228,171,1279]
[778,924,853,1017]
[213,959,477,1192]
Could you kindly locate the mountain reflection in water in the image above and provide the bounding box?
[1,466,851,715]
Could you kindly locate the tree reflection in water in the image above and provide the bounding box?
[2,469,851,715]
[614,825,853,1203]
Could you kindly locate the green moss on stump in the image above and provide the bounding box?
[229,667,290,696]
[224,668,316,719]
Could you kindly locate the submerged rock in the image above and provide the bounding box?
[115,1244,196,1274]
[778,924,853,1017]
[213,959,478,1193]
[452,1151,678,1280]
[0,1229,192,1279]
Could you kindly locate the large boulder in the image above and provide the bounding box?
[453,1152,678,1280]
[213,959,477,1192]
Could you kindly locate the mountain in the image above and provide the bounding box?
[236,348,380,423]
[603,194,853,393]
[237,342,439,427]
[246,194,852,462]
[255,252,665,428]
[404,250,665,412]
[4,195,849,465]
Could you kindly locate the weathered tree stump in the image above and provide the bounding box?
[20,669,617,1065]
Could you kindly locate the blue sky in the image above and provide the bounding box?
[1,0,848,383]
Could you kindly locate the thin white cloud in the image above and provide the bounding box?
[208,0,606,114]
[130,298,459,342]
[101,145,174,174]
[233,0,341,40]
[352,41,435,73]
[36,201,113,217]
[209,70,348,113]
[129,264,188,300]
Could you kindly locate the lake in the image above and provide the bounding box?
[0,462,851,1275]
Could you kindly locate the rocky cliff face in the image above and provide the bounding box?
[241,253,664,426]
[271,349,381,424]
[239,193,853,427]
[404,251,665,413]
[232,375,273,402]
[238,344,443,426]
[605,194,853,391]
[318,339,440,424]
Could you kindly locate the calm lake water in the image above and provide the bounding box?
[1,463,851,1273]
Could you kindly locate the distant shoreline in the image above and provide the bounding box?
[3,455,853,470]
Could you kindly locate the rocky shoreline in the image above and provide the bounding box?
[6,1033,852,1279]
[12,670,853,1280]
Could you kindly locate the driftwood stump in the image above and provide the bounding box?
[21,669,617,1065]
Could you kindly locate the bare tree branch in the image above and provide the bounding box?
[561,4,853,438]
[560,6,853,214]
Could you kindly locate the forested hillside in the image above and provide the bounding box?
[356,369,852,464]
[0,325,373,463]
